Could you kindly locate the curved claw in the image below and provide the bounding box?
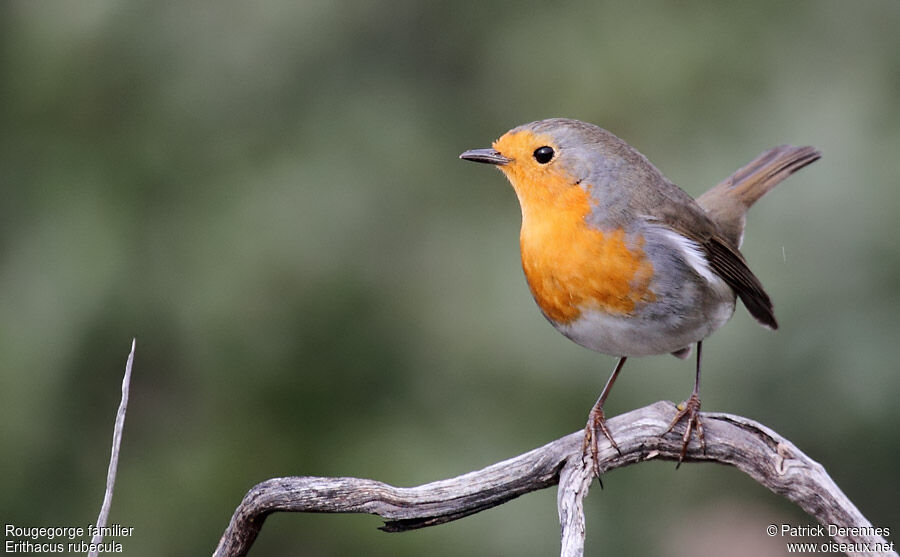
[582,406,621,481]
[665,394,705,468]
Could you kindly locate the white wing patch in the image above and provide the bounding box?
[655,227,718,284]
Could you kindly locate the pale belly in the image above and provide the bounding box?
[555,296,735,357]
[551,269,736,357]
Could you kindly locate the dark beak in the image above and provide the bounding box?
[459,148,511,165]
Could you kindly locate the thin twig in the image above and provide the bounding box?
[90,338,135,557]
[214,401,894,557]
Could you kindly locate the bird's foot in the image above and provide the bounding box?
[665,393,705,468]
[581,405,621,481]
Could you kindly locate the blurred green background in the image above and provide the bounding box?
[2,1,898,555]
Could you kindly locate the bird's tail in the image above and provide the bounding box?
[697,145,821,248]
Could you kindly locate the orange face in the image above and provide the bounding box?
[491,129,655,323]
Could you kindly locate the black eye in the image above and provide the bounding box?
[533,146,554,164]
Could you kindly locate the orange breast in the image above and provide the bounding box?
[517,185,655,324]
[491,127,655,324]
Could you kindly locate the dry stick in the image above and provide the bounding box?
[89,339,135,557]
[556,450,592,556]
[214,401,894,557]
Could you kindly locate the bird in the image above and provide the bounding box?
[459,118,820,475]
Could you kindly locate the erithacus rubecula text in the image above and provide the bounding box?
[460,118,820,475]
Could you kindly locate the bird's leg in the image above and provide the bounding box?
[582,357,626,478]
[666,341,706,468]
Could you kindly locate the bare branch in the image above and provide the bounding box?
[213,401,894,557]
[90,338,135,557]
[556,450,592,557]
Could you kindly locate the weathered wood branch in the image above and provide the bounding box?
[213,401,894,557]
[90,339,135,557]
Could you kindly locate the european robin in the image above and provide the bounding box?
[460,118,819,474]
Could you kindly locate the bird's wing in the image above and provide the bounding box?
[701,235,777,329]
[638,184,778,330]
